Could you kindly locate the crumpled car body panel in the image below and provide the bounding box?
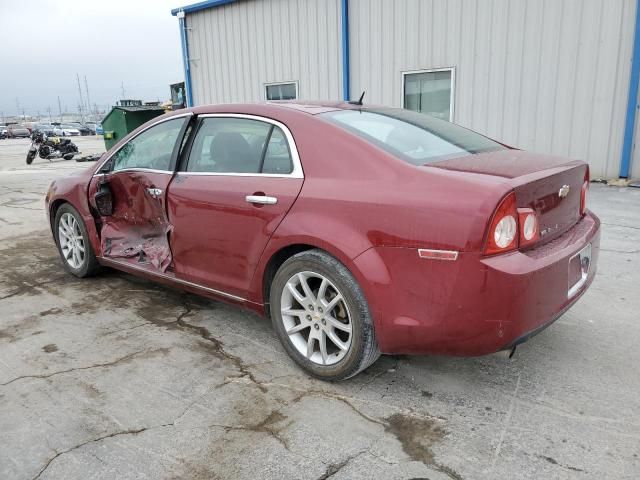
[89,171,174,272]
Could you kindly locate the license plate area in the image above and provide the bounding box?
[568,243,591,299]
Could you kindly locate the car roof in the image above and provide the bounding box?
[186,101,383,117]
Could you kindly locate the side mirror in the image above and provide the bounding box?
[94,182,114,216]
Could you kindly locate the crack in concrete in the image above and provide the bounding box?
[31,426,158,480]
[227,378,461,478]
[315,449,368,480]
[145,297,268,393]
[101,322,153,337]
[537,454,586,473]
[1,350,148,386]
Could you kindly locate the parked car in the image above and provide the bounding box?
[44,102,600,380]
[67,122,92,136]
[7,125,31,138]
[0,126,7,139]
[33,124,56,136]
[95,124,104,135]
[53,125,81,136]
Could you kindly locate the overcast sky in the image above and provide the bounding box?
[0,0,191,118]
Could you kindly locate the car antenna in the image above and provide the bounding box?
[348,91,366,106]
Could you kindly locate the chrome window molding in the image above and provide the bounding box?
[92,112,194,176]
[104,168,174,175]
[186,113,304,179]
[99,257,246,302]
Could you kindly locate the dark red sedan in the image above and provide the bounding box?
[45,102,600,380]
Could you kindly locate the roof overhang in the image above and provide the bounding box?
[171,0,239,16]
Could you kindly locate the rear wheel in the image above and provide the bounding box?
[54,204,100,277]
[270,249,380,380]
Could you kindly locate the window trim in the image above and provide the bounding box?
[401,67,456,122]
[178,113,304,178]
[93,112,194,176]
[264,81,299,101]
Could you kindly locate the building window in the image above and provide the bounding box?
[402,68,454,122]
[265,82,298,101]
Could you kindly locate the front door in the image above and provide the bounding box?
[167,115,304,298]
[89,115,190,272]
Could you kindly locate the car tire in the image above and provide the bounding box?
[270,249,380,381]
[54,203,101,278]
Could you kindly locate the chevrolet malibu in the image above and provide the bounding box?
[45,102,600,380]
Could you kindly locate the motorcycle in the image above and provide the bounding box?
[26,131,79,164]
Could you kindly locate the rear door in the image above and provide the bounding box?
[167,114,304,299]
[88,115,191,271]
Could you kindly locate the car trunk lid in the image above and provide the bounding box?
[428,150,587,245]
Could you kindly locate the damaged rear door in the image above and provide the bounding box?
[88,115,191,272]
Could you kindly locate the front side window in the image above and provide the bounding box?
[111,118,186,172]
[321,108,505,165]
[187,117,293,174]
[266,82,298,101]
[403,69,453,121]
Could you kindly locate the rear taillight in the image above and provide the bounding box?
[484,192,518,255]
[517,208,539,247]
[485,192,541,255]
[580,167,589,216]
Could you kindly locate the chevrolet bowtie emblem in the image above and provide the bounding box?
[558,185,570,198]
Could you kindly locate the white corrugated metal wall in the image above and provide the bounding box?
[348,0,637,179]
[183,0,638,178]
[186,0,342,105]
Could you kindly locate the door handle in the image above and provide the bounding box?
[245,195,278,205]
[147,187,163,198]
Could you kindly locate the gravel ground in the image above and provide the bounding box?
[0,136,639,479]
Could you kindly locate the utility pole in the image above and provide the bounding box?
[47,106,52,123]
[76,73,85,122]
[57,96,62,122]
[120,81,126,100]
[84,75,92,118]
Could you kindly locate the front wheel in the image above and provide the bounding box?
[270,249,380,381]
[54,204,101,277]
[26,150,36,164]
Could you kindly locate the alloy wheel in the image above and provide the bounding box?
[58,212,85,269]
[280,271,353,366]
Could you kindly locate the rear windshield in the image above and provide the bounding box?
[320,108,506,165]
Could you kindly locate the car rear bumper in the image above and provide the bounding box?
[353,211,601,355]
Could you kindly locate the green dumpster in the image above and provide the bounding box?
[101,101,166,150]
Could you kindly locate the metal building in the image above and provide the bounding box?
[172,0,640,179]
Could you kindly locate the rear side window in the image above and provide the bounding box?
[261,127,293,174]
[186,117,293,174]
[320,108,505,165]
